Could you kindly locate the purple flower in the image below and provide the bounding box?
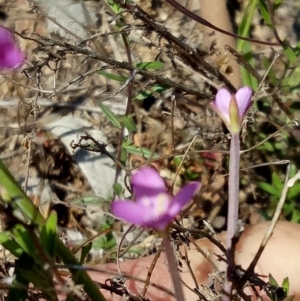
[0,27,24,70]
[111,167,200,231]
[211,87,252,134]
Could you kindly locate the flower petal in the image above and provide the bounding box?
[146,183,201,231]
[0,48,24,69]
[0,28,14,46]
[145,213,172,231]
[111,201,151,226]
[0,27,24,69]
[213,88,232,122]
[168,182,200,216]
[235,86,252,117]
[132,167,167,200]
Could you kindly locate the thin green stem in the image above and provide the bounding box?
[163,234,185,301]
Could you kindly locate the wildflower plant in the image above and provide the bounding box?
[112,167,200,301]
[112,167,200,232]
[211,87,252,296]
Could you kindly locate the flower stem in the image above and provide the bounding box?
[226,133,240,283]
[163,235,185,301]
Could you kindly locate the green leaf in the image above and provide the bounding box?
[92,232,116,251]
[173,157,182,167]
[40,211,57,258]
[107,0,123,14]
[97,71,127,83]
[0,161,44,225]
[122,116,136,133]
[287,183,300,199]
[99,102,122,129]
[291,209,300,223]
[7,253,33,301]
[257,182,281,198]
[272,173,283,190]
[12,225,41,262]
[237,0,258,50]
[21,263,56,300]
[258,141,274,152]
[283,45,298,64]
[119,147,127,162]
[0,232,23,258]
[122,143,159,159]
[269,273,279,287]
[274,0,283,11]
[289,164,297,178]
[134,61,164,70]
[282,277,290,293]
[134,84,170,100]
[0,159,107,301]
[113,183,123,196]
[186,168,199,180]
[258,0,271,24]
[80,242,93,264]
[283,202,295,216]
[55,237,107,301]
[237,0,259,88]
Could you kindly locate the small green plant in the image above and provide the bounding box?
[257,165,300,222]
[0,160,107,301]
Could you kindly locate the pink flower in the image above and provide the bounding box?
[211,87,252,134]
[111,167,200,231]
[0,27,24,70]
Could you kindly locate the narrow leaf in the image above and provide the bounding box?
[97,70,127,83]
[7,253,33,301]
[283,45,298,64]
[0,160,44,224]
[134,61,164,70]
[134,84,169,100]
[0,160,107,301]
[12,225,40,261]
[269,273,279,287]
[0,232,23,257]
[80,242,93,265]
[282,277,290,292]
[99,102,122,129]
[122,144,159,159]
[272,173,283,191]
[237,0,259,88]
[257,182,281,198]
[287,183,300,199]
[40,211,57,258]
[122,116,136,133]
[258,0,271,24]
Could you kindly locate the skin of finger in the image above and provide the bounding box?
[86,221,300,301]
[190,221,300,300]
[235,221,300,300]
